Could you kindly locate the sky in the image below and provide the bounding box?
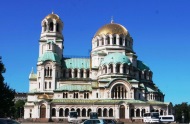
[0,0,190,105]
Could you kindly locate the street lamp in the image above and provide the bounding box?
[182,111,184,123]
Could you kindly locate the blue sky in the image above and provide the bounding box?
[0,0,190,105]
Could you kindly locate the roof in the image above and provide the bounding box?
[101,53,131,65]
[44,12,62,23]
[55,84,92,91]
[29,73,37,80]
[137,60,150,71]
[51,99,169,105]
[38,51,61,63]
[94,23,129,37]
[63,58,90,69]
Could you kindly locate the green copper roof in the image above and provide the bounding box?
[38,51,61,63]
[55,84,92,91]
[137,60,150,71]
[51,99,168,105]
[101,53,131,65]
[63,58,90,69]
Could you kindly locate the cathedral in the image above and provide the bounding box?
[24,12,172,121]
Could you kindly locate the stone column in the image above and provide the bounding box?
[116,35,119,45]
[71,69,74,78]
[120,64,123,73]
[53,23,56,32]
[77,69,80,78]
[84,69,87,78]
[110,36,113,45]
[113,64,116,73]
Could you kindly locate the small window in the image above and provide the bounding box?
[49,82,51,89]
[96,93,98,98]
[45,82,47,89]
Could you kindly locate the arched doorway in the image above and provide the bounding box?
[119,105,125,119]
[40,104,46,118]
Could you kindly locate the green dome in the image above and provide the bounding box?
[137,60,150,71]
[101,53,131,65]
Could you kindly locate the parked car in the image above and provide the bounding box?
[81,119,107,124]
[0,118,21,124]
[104,119,116,124]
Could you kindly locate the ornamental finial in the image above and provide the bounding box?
[111,16,114,23]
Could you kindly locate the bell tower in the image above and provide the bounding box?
[37,12,64,92]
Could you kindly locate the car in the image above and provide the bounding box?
[104,119,116,124]
[0,118,21,124]
[81,119,107,124]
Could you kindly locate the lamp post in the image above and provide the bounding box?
[182,111,184,123]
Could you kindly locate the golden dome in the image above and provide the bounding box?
[37,94,52,100]
[94,23,129,37]
[44,12,62,22]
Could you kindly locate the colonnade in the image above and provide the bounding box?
[62,69,90,78]
[93,35,133,49]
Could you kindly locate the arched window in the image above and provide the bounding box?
[130,109,134,117]
[102,38,104,45]
[141,109,146,117]
[119,37,123,45]
[113,36,116,45]
[71,108,75,111]
[74,92,78,98]
[109,108,113,117]
[49,22,53,31]
[80,69,83,78]
[65,108,69,117]
[111,84,127,99]
[116,64,120,73]
[109,64,113,73]
[56,23,59,32]
[49,82,51,89]
[107,37,110,45]
[68,69,72,78]
[45,82,47,89]
[77,108,80,117]
[52,108,56,116]
[125,38,127,46]
[74,69,78,78]
[103,65,107,74]
[87,109,92,116]
[123,64,126,74]
[59,108,63,117]
[98,108,102,117]
[136,109,140,117]
[82,109,86,117]
[63,92,68,98]
[39,82,40,89]
[86,69,90,78]
[97,39,99,46]
[103,108,107,117]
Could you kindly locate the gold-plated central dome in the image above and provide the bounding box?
[44,12,62,22]
[94,23,128,37]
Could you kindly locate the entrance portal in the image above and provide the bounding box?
[40,104,46,118]
[119,105,125,119]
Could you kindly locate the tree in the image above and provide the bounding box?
[0,56,15,117]
[14,100,25,118]
[174,102,190,123]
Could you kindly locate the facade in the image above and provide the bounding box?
[24,12,172,121]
